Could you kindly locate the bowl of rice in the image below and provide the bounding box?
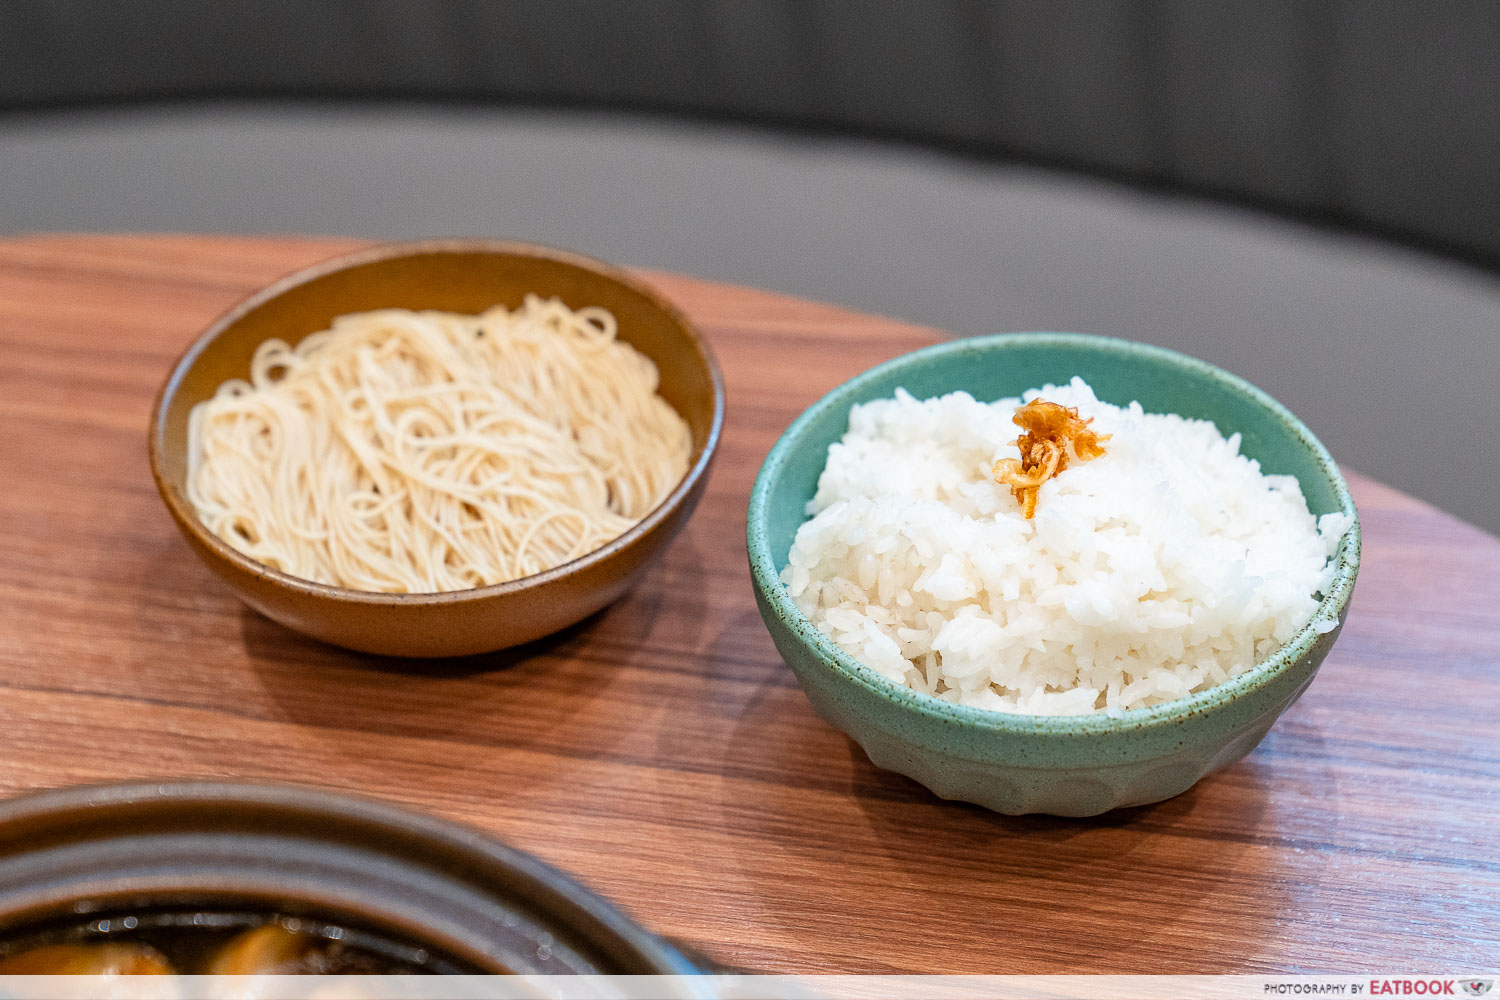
[150,239,723,657]
[747,333,1359,816]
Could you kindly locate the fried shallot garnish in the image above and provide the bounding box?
[991,398,1110,519]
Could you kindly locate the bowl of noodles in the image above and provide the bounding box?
[149,239,723,657]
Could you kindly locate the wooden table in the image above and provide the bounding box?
[1,235,1496,974]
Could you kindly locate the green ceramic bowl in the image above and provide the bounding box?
[747,333,1360,816]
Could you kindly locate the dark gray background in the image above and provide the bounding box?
[2,2,1496,532]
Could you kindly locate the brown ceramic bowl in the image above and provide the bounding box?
[0,781,700,976]
[149,239,723,657]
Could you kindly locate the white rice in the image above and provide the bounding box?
[782,377,1351,716]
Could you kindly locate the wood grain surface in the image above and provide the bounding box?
[0,234,1496,974]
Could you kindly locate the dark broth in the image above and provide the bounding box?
[0,908,483,975]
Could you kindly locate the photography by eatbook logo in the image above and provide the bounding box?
[1369,982,1496,996]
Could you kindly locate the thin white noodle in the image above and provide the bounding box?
[186,296,693,593]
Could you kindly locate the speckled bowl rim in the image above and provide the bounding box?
[747,332,1361,737]
[148,237,725,606]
